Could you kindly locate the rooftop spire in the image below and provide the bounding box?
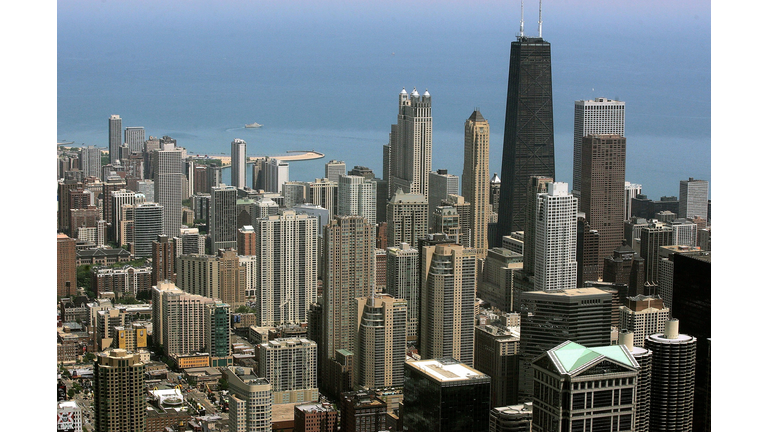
[519,0,524,37]
[538,0,542,37]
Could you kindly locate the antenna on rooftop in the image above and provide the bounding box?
[519,0,525,38]
[538,0,542,38]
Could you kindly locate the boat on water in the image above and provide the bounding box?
[245,122,262,128]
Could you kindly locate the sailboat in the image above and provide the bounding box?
[245,122,262,128]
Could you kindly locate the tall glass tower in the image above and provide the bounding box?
[497,27,555,241]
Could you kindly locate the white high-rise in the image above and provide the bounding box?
[108,114,122,164]
[231,138,247,189]
[624,182,642,221]
[324,160,346,184]
[80,145,103,178]
[573,98,625,198]
[679,177,709,221]
[337,175,376,223]
[254,210,318,326]
[534,182,578,291]
[265,157,289,194]
[153,140,184,237]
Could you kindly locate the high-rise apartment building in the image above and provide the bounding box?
[534,182,578,291]
[231,138,247,189]
[294,403,338,432]
[420,243,477,365]
[518,176,553,294]
[237,225,256,256]
[531,341,638,432]
[152,235,176,285]
[618,295,669,348]
[385,242,420,341]
[254,210,318,326]
[518,287,613,402]
[133,202,164,258]
[94,349,145,432]
[307,178,338,219]
[80,145,103,179]
[624,182,642,221]
[108,114,122,164]
[337,175,376,223]
[386,189,428,248]
[124,126,145,154]
[265,157,289,194]
[678,177,709,221]
[478,247,523,312]
[226,366,272,432]
[153,139,184,237]
[217,248,246,307]
[573,98,625,198]
[498,27,556,241]
[402,358,491,432]
[428,169,460,229]
[258,338,318,404]
[205,301,231,360]
[210,184,238,251]
[151,282,217,357]
[355,293,407,389]
[580,134,627,276]
[645,319,697,432]
[474,322,520,408]
[176,254,220,300]
[325,159,346,184]
[387,88,432,198]
[320,216,375,389]
[462,110,491,255]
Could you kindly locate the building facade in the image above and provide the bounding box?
[94,349,145,432]
[462,110,491,255]
[387,88,432,198]
[573,98,625,199]
[534,182,578,291]
[231,138,247,189]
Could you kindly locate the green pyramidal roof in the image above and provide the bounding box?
[553,341,635,373]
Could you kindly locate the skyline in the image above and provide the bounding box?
[57,0,710,200]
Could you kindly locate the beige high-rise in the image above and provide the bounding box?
[94,349,145,432]
[355,293,407,389]
[462,110,490,256]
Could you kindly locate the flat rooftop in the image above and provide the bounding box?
[407,359,488,383]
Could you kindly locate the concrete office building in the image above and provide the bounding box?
[94,349,145,432]
[124,126,145,154]
[462,110,491,255]
[573,98,625,199]
[474,323,520,408]
[678,178,708,221]
[402,358,491,432]
[231,138,247,189]
[210,184,238,251]
[324,159,346,184]
[478,247,523,312]
[420,243,477,366]
[618,295,669,348]
[133,202,164,258]
[80,145,103,179]
[153,139,185,238]
[108,114,122,164]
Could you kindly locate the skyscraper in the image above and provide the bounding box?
[645,319,697,432]
[386,242,420,341]
[386,189,428,248]
[355,293,407,389]
[226,366,273,432]
[428,169,460,229]
[325,159,346,184]
[231,138,247,189]
[94,349,145,432]
[462,110,491,255]
[618,295,670,348]
[387,88,432,198]
[80,145,103,179]
[580,134,627,276]
[254,210,318,326]
[133,202,164,258]
[678,177,709,220]
[153,138,184,237]
[337,175,376,223]
[57,233,77,298]
[420,243,477,365]
[108,114,122,164]
[124,126,145,154]
[320,216,375,389]
[497,14,555,241]
[265,157,289,193]
[573,98,625,198]
[534,182,578,291]
[210,184,238,251]
[152,235,175,286]
[258,338,318,404]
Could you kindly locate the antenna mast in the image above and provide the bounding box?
[538,0,542,37]
[519,0,524,38]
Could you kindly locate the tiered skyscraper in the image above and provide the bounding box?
[572,98,625,199]
[231,138,247,189]
[386,88,432,198]
[462,110,491,255]
[497,10,555,241]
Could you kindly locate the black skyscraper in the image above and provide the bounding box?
[497,35,555,241]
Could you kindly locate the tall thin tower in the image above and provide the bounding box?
[387,88,432,199]
[108,115,122,164]
[573,98,625,198]
[462,110,491,256]
[231,138,247,189]
[153,138,184,238]
[497,1,555,241]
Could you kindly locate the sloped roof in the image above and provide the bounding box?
[546,341,638,375]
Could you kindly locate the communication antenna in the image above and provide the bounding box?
[538,0,543,38]
[519,0,525,38]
